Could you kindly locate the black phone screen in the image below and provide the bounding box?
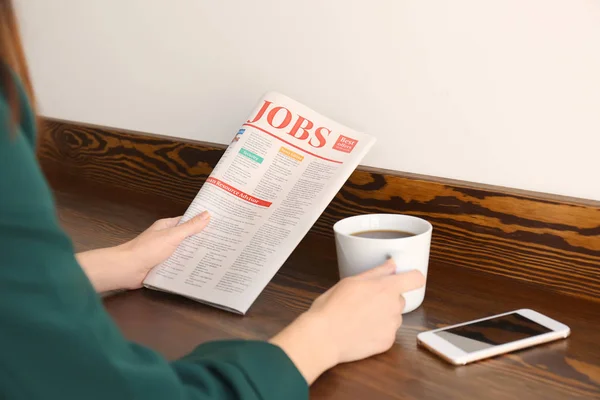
[434,313,552,353]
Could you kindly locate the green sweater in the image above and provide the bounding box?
[0,83,308,399]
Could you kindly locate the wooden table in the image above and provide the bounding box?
[55,188,600,400]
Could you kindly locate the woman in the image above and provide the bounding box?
[0,2,425,399]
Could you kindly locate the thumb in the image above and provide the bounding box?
[386,270,426,294]
[167,211,211,242]
[357,258,396,280]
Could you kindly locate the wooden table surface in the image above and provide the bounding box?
[55,188,600,400]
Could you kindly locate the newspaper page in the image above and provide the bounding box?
[144,92,375,314]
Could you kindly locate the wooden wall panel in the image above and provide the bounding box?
[38,119,600,302]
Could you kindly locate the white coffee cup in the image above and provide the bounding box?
[333,214,433,313]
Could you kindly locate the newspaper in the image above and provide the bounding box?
[144,92,376,314]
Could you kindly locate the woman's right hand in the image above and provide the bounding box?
[270,260,426,384]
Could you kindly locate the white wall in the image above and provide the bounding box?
[16,0,600,201]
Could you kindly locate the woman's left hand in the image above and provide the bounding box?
[77,211,210,292]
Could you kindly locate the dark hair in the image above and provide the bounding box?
[0,0,36,128]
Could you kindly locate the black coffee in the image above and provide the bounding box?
[351,229,416,239]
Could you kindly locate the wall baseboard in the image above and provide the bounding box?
[38,118,600,302]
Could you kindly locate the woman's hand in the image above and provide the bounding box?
[270,260,425,384]
[77,212,210,292]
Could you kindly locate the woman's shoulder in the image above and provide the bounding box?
[0,75,36,146]
[0,92,12,140]
[0,90,57,223]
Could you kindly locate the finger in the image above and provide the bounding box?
[150,216,182,231]
[357,259,396,279]
[168,211,210,241]
[397,295,406,323]
[386,270,426,294]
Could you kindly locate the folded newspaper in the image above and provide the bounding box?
[144,92,376,314]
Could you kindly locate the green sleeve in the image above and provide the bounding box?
[0,96,308,399]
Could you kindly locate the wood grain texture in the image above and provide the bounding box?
[53,187,600,400]
[38,118,600,302]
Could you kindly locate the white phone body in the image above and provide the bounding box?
[417,309,570,365]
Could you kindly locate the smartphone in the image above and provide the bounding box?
[417,309,570,365]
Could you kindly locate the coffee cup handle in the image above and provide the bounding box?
[387,252,417,274]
